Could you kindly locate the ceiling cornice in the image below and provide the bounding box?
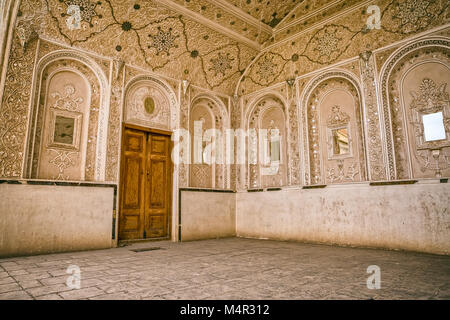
[274,0,344,34]
[274,0,309,32]
[266,0,372,50]
[208,0,273,35]
[153,0,262,51]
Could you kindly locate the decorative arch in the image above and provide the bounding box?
[300,70,367,185]
[25,50,109,181]
[124,75,179,131]
[379,37,450,180]
[189,93,229,189]
[245,93,287,188]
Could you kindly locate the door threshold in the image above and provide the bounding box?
[119,237,170,246]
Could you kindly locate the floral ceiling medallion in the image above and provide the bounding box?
[316,30,340,57]
[149,27,179,56]
[209,53,234,76]
[256,54,277,80]
[394,0,433,33]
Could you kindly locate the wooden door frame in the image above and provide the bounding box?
[118,123,174,241]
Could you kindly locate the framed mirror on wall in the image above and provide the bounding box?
[47,108,83,151]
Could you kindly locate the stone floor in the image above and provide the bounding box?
[0,238,449,300]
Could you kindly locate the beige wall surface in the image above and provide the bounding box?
[181,191,236,241]
[236,182,450,255]
[0,184,114,257]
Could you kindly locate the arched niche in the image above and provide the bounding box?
[124,76,178,132]
[246,94,287,189]
[303,73,367,185]
[380,38,450,179]
[189,94,229,189]
[25,51,108,181]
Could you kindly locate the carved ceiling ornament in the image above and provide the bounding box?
[314,28,341,58]
[149,27,179,56]
[381,38,450,180]
[237,0,447,96]
[209,52,234,77]
[32,0,259,95]
[389,0,435,34]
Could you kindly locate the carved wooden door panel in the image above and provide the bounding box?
[119,128,146,240]
[145,134,171,238]
[119,127,171,240]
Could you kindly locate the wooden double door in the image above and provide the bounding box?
[119,126,172,240]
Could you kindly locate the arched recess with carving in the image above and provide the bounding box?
[380,38,450,180]
[123,75,178,132]
[301,71,367,185]
[246,93,288,189]
[25,50,109,181]
[189,94,229,189]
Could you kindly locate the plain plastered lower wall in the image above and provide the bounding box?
[180,190,236,241]
[0,183,114,257]
[236,182,450,255]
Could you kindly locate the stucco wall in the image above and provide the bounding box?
[0,183,114,257]
[236,181,450,255]
[180,190,236,241]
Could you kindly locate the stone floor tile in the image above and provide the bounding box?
[0,238,448,300]
[0,282,21,294]
[59,287,105,300]
[0,290,33,300]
